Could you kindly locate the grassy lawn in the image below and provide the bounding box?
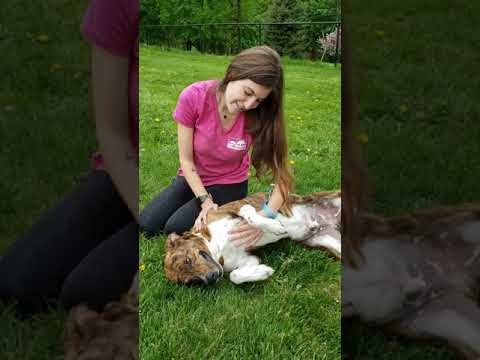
[139,46,341,359]
[1,1,95,358]
[343,0,479,358]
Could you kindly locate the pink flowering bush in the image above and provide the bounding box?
[318,26,341,62]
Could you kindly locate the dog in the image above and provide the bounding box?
[342,206,480,359]
[164,191,341,285]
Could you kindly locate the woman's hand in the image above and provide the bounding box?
[194,198,218,231]
[229,218,264,250]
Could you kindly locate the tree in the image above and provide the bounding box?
[264,0,298,56]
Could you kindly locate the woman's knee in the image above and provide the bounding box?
[139,181,193,237]
[0,269,54,312]
[59,276,105,311]
[138,210,164,238]
[163,214,194,235]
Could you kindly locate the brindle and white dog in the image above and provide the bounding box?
[164,191,341,285]
[342,206,480,359]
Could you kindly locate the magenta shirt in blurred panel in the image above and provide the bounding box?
[173,80,252,186]
[81,0,139,170]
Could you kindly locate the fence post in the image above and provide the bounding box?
[237,24,241,53]
[167,27,171,49]
[334,23,340,67]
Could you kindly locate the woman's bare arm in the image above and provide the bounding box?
[91,45,138,220]
[264,183,284,213]
[177,123,209,198]
[177,123,218,229]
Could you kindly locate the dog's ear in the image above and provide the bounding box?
[167,232,180,248]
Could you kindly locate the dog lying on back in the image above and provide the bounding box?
[342,206,480,359]
[164,191,341,285]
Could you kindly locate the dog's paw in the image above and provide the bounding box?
[255,264,275,278]
[238,204,257,223]
[230,265,275,284]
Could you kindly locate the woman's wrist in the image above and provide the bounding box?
[262,202,278,219]
[200,196,214,209]
[197,191,211,203]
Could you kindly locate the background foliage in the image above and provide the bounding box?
[140,0,340,60]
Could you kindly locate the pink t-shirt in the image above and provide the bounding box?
[81,0,139,170]
[173,80,252,186]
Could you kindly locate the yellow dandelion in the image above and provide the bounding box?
[399,104,408,113]
[37,34,49,42]
[154,118,160,122]
[289,160,295,165]
[139,264,145,272]
[356,133,369,144]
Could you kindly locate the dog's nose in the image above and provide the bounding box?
[205,271,219,284]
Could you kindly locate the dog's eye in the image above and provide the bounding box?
[184,257,192,266]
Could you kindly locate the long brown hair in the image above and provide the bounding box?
[218,46,293,206]
[342,26,368,267]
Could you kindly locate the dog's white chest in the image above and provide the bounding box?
[206,217,247,271]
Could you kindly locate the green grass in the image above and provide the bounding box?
[343,0,480,358]
[139,46,341,359]
[1,1,95,358]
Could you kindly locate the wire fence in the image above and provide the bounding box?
[141,20,341,63]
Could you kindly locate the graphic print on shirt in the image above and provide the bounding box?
[226,138,247,151]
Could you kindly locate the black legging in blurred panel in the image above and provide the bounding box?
[0,170,138,313]
[139,176,248,237]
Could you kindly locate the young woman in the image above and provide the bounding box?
[140,45,294,250]
[0,0,139,313]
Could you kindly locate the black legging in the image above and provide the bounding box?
[0,170,138,313]
[139,176,248,237]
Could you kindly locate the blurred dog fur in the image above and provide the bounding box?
[342,30,480,359]
[63,273,138,360]
[342,207,480,359]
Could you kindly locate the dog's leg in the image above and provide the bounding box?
[229,265,275,284]
[303,231,341,259]
[238,205,287,235]
[390,293,480,359]
[229,255,274,284]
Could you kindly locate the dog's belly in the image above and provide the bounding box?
[343,226,479,323]
[254,232,283,247]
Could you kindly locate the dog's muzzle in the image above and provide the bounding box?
[198,250,224,285]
